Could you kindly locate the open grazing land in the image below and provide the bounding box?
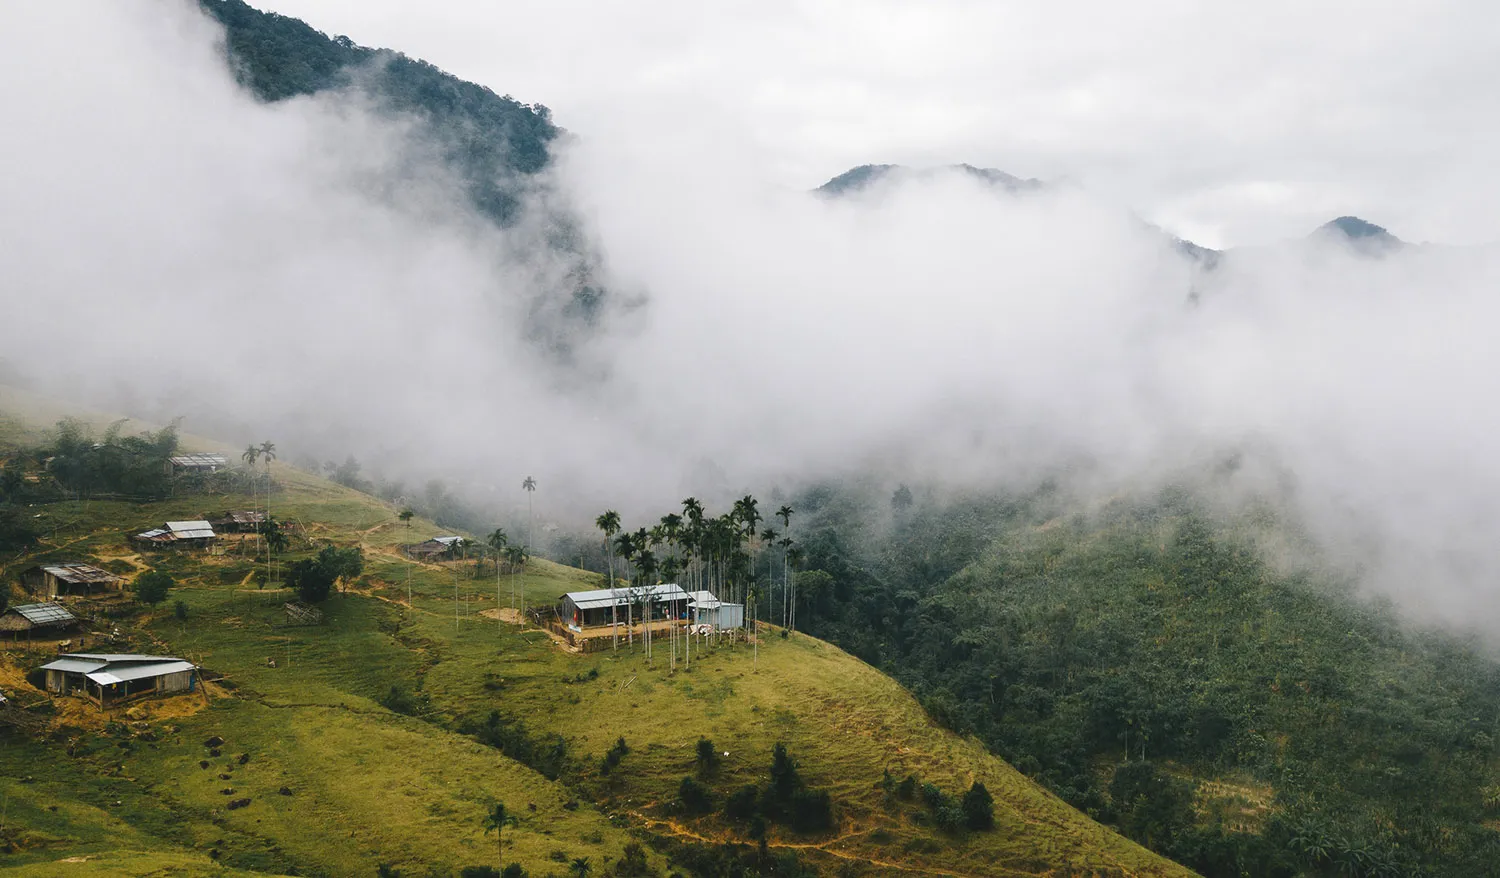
[0,389,1189,877]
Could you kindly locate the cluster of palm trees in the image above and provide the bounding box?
[240,440,277,585]
[593,495,802,667]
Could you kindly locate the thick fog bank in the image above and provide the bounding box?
[3,3,1500,627]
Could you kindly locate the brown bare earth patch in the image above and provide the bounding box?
[479,607,525,625]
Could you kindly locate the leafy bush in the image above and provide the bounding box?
[679,777,714,816]
[286,558,334,604]
[599,736,629,776]
[132,569,174,605]
[962,782,994,830]
[173,600,189,621]
[695,737,719,776]
[725,786,760,823]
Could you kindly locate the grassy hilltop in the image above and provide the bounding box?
[0,390,1191,877]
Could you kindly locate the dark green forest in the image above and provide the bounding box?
[198,0,608,356]
[788,482,1500,877]
[200,0,557,226]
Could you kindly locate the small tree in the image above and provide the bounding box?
[398,508,415,528]
[483,802,518,874]
[287,559,335,604]
[962,781,995,830]
[569,857,591,878]
[132,569,174,605]
[679,776,715,815]
[695,737,719,777]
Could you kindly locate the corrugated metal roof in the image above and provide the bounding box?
[12,602,77,626]
[165,521,215,539]
[224,511,265,524]
[87,661,195,686]
[61,653,181,663]
[169,453,228,467]
[687,590,722,609]
[39,658,101,673]
[432,535,463,546]
[34,563,122,585]
[563,584,689,610]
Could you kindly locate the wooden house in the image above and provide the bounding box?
[132,520,216,549]
[20,563,124,598]
[211,510,265,533]
[38,653,196,708]
[558,584,690,631]
[401,535,464,560]
[0,602,79,640]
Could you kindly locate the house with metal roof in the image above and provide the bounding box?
[401,535,465,560]
[131,520,216,548]
[558,583,691,631]
[0,602,79,639]
[167,453,229,474]
[686,590,744,631]
[38,653,197,707]
[211,510,265,533]
[19,563,124,598]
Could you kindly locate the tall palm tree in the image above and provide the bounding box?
[786,545,804,632]
[614,530,637,644]
[522,476,537,558]
[777,505,794,626]
[487,528,508,626]
[482,802,518,872]
[258,441,277,585]
[595,510,621,648]
[504,544,528,621]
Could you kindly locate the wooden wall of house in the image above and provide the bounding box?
[157,670,195,693]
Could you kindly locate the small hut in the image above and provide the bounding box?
[212,510,266,533]
[38,653,196,707]
[20,563,124,598]
[0,602,79,640]
[401,535,464,560]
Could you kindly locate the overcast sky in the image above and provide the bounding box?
[252,0,1500,249]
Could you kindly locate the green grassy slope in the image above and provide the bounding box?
[0,397,1192,877]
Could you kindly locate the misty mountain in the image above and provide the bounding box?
[817,163,1412,266]
[201,0,557,227]
[817,162,1044,197]
[199,0,607,361]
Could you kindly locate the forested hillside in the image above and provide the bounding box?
[790,481,1500,877]
[197,0,606,357]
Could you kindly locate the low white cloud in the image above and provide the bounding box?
[3,2,1500,629]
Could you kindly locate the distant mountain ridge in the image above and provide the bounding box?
[817,162,1044,196]
[816,163,1404,257]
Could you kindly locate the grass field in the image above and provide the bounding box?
[0,392,1193,877]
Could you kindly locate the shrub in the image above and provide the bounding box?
[502,864,526,878]
[460,868,500,878]
[788,788,833,832]
[286,558,335,603]
[173,599,189,621]
[132,569,174,605]
[600,736,630,775]
[695,737,719,776]
[725,785,760,822]
[679,776,714,816]
[962,781,994,830]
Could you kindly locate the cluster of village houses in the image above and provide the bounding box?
[4,468,749,709]
[0,501,266,710]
